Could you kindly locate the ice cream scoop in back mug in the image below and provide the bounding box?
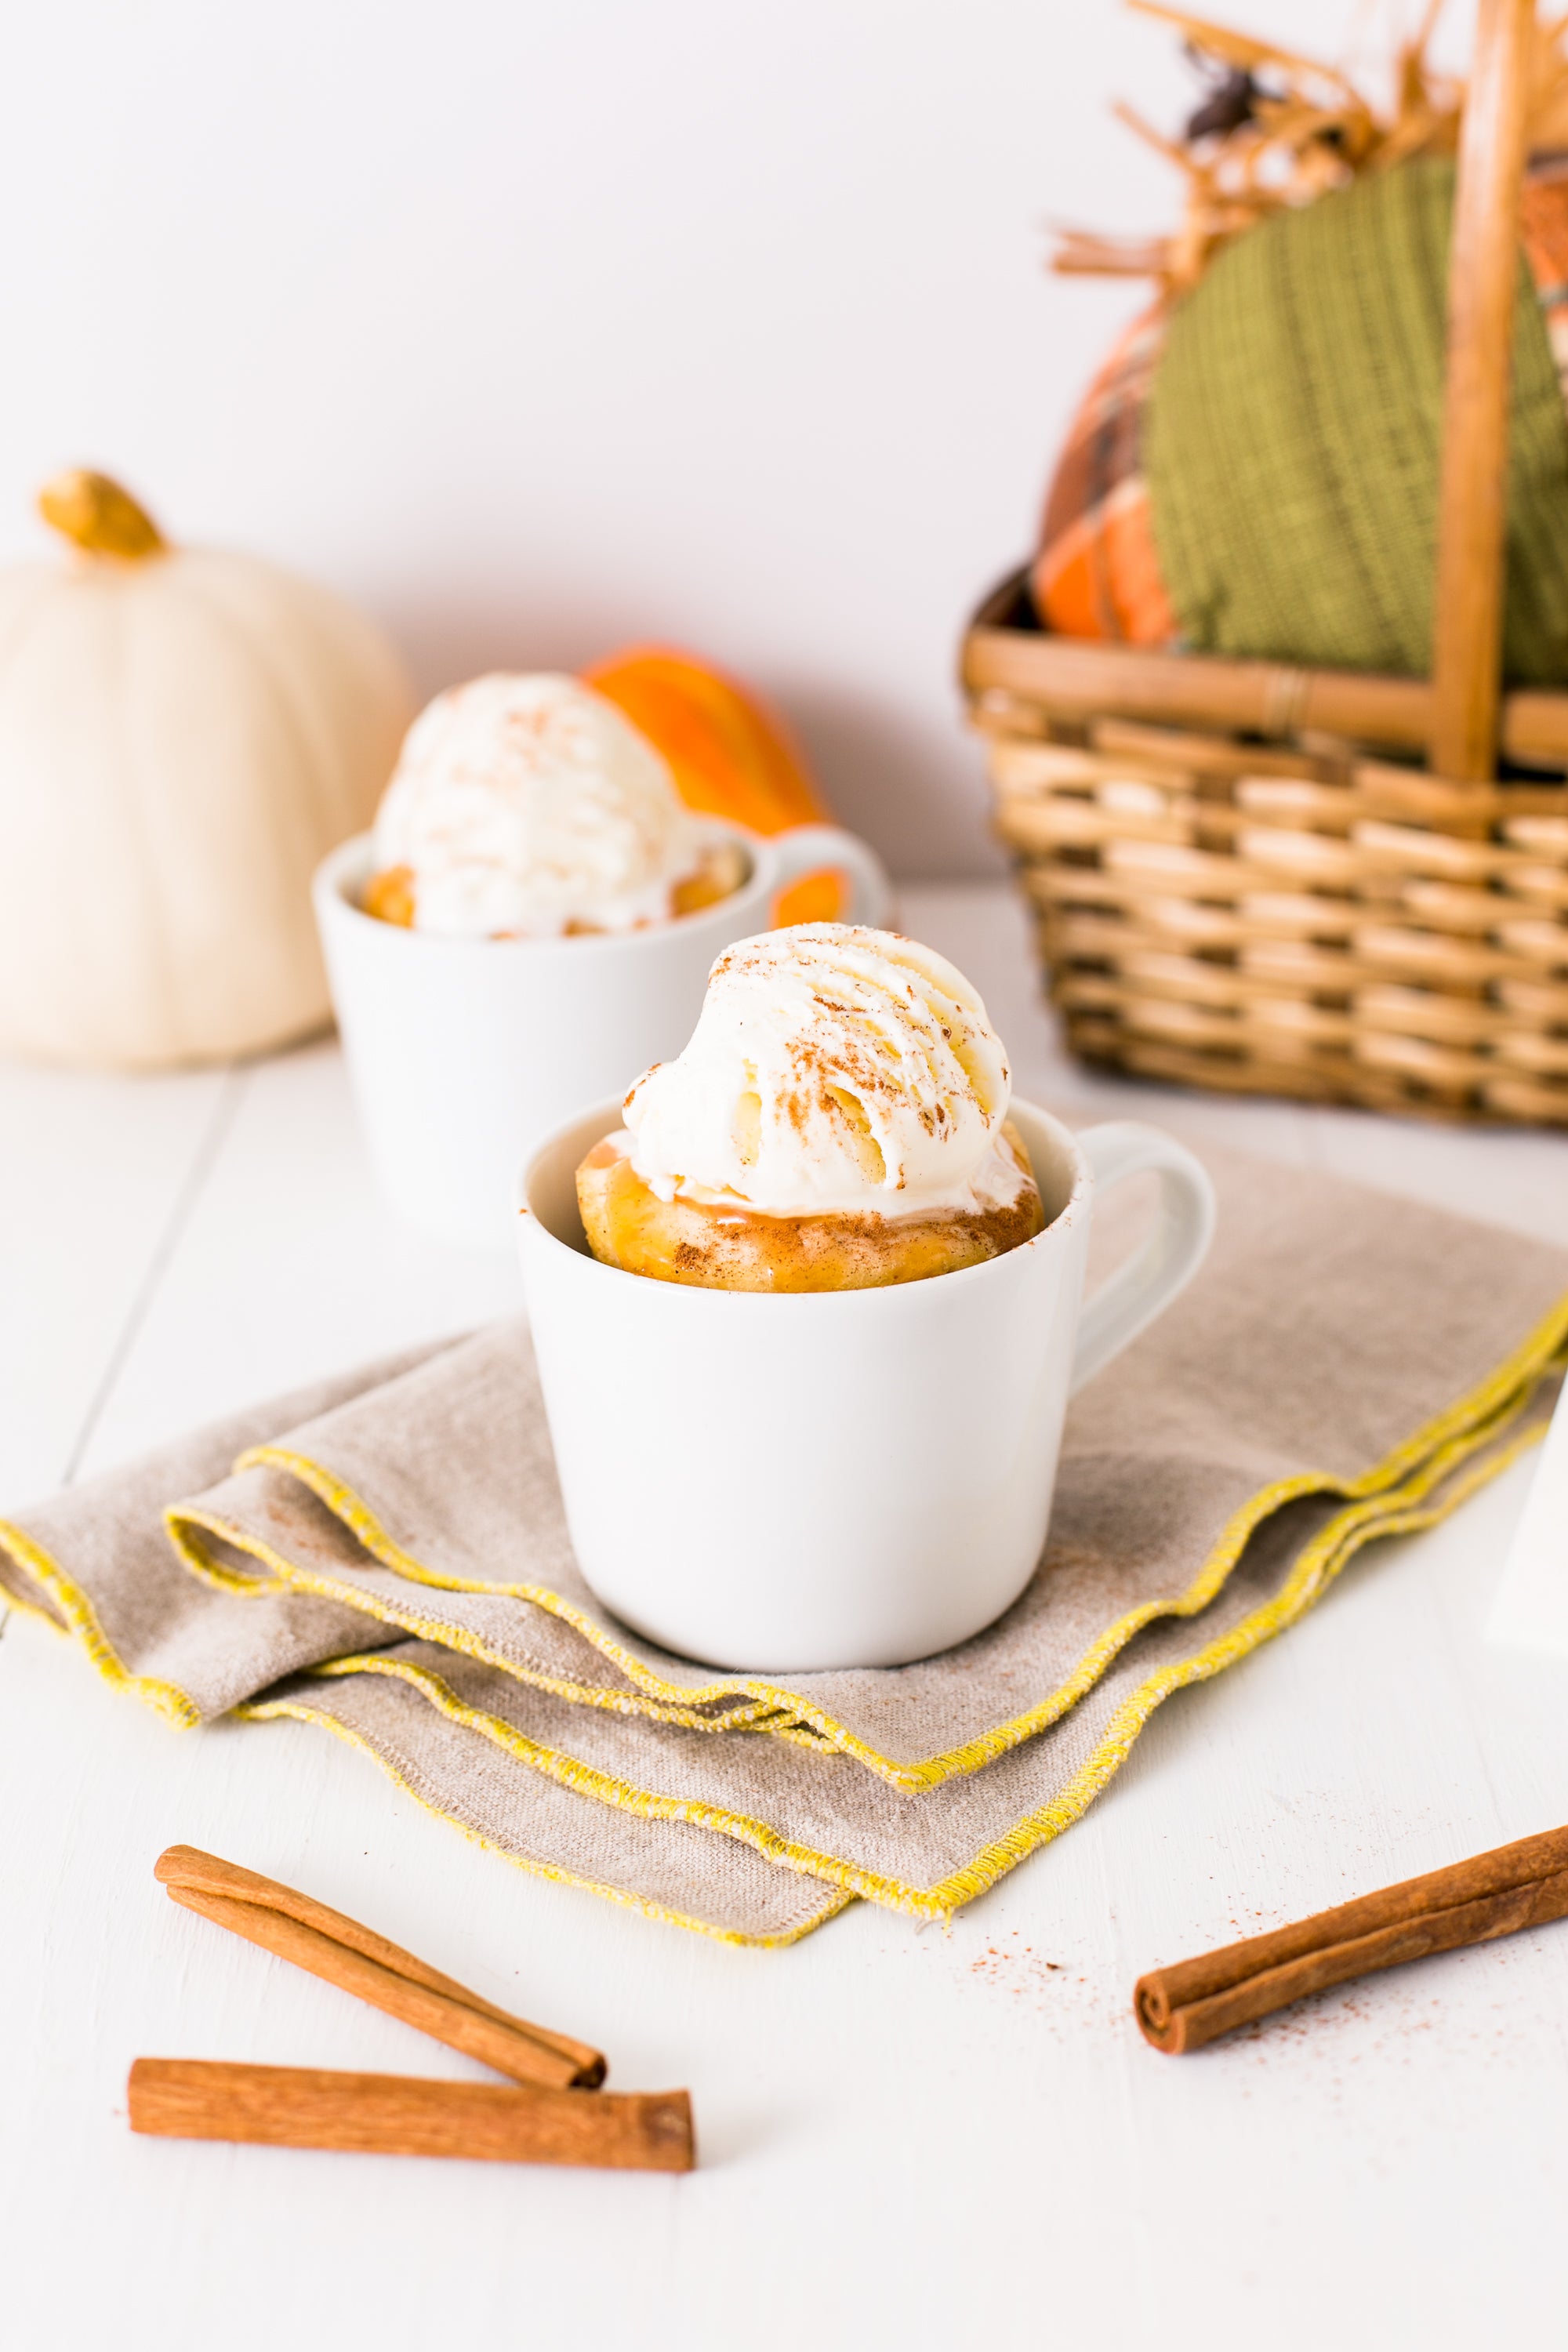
[314,820,889,1248]
[519,1097,1217,1671]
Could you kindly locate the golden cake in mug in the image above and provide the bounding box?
[577,924,1045,1292]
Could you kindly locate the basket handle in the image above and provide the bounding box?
[1430,0,1535,786]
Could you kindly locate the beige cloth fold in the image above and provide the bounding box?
[4,1145,1566,1944]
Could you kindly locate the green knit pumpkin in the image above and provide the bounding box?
[1142,156,1568,684]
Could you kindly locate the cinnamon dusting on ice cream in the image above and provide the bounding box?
[622,924,1023,1220]
[370,673,699,939]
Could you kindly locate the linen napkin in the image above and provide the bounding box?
[5,1144,1565,1944]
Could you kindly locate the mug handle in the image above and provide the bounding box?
[767,823,893,927]
[1070,1123,1217,1396]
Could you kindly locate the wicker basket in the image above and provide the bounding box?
[963,0,1568,1128]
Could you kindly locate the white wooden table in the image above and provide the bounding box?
[5,883,1568,2352]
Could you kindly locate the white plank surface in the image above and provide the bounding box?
[1488,1382,1568,1659]
[4,883,1568,2352]
[0,1061,232,1496]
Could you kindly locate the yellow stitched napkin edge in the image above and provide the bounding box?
[281,1406,1554,1926]
[232,1687,853,1949]
[199,1293,1568,1791]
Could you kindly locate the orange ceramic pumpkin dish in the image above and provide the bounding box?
[583,645,844,924]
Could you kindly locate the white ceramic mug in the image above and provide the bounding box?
[314,820,890,1247]
[518,1097,1217,1671]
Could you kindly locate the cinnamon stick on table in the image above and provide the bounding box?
[1136,1824,1568,2054]
[129,2060,694,2172]
[154,1846,604,2090]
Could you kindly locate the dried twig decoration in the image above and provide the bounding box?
[1054,0,1568,295]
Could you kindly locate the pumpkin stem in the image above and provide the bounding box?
[38,470,167,560]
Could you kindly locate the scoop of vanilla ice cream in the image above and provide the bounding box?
[623,924,1017,1218]
[372,673,698,938]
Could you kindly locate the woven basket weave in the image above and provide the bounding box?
[964,0,1568,1128]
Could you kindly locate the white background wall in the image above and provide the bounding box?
[0,0,1465,875]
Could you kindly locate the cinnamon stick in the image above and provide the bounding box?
[128,2060,694,2172]
[1136,1824,1568,2053]
[154,1846,603,2090]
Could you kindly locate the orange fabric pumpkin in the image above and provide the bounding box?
[582,646,842,924]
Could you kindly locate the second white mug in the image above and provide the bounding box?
[314,818,890,1247]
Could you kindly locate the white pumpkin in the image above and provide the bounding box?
[0,470,416,1069]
